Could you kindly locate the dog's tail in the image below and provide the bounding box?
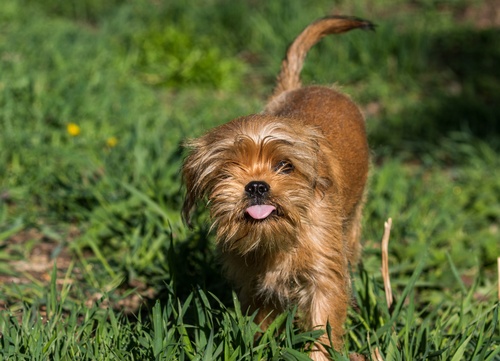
[270,16,374,100]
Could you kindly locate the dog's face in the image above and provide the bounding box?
[182,114,333,255]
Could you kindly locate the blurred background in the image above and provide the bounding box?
[0,0,498,358]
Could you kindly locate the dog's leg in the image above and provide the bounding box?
[344,199,365,266]
[240,292,280,332]
[253,302,278,330]
[300,270,350,360]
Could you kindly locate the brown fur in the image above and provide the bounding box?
[182,15,373,360]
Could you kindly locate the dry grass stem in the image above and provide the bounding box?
[381,218,393,310]
[372,347,384,361]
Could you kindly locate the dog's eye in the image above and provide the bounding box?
[274,160,294,174]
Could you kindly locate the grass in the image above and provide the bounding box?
[1,0,499,359]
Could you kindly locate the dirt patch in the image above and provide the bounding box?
[0,227,156,317]
[0,228,75,311]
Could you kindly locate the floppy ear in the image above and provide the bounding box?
[181,134,225,226]
[181,170,196,227]
[181,144,203,227]
[310,134,339,197]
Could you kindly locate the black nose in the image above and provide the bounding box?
[245,181,270,198]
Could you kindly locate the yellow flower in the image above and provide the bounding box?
[106,136,118,148]
[67,123,81,136]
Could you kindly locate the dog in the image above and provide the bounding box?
[182,16,373,360]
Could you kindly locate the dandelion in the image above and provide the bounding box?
[67,123,81,136]
[106,136,118,148]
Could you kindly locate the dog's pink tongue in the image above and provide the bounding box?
[246,205,276,220]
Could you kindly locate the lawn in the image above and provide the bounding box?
[0,0,499,359]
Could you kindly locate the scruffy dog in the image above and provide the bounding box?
[182,16,373,360]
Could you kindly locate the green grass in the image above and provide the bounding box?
[1,0,499,359]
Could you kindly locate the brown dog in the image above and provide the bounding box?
[182,16,373,360]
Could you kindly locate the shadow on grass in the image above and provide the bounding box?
[176,231,232,302]
[370,26,500,158]
[150,227,233,313]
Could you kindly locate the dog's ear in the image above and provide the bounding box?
[181,170,196,227]
[181,142,204,227]
[181,135,222,227]
[311,136,338,197]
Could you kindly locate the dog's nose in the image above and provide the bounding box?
[245,181,270,198]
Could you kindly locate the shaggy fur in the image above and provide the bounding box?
[182,16,373,360]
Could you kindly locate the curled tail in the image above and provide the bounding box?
[270,16,375,100]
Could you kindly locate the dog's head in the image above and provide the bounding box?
[182,114,333,255]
